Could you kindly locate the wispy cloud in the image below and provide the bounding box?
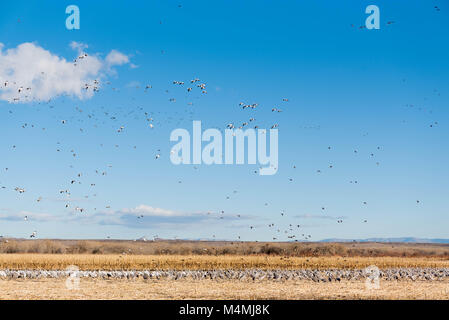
[69,41,88,52]
[0,204,252,229]
[83,204,249,228]
[0,210,60,222]
[121,205,185,217]
[294,214,347,220]
[105,49,129,66]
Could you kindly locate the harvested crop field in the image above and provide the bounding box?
[1,278,449,300]
[1,241,449,299]
[1,254,449,270]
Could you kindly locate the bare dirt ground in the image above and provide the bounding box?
[1,278,449,300]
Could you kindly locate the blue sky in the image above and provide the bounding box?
[0,0,448,241]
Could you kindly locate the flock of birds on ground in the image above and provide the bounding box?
[0,3,444,242]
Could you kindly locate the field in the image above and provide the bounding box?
[1,239,449,300]
[0,254,449,270]
[2,239,449,257]
[1,279,449,300]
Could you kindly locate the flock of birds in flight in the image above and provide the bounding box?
[1,68,436,242]
[0,3,444,241]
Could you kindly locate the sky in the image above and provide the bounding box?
[0,0,448,241]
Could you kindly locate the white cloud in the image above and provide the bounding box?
[86,204,248,228]
[69,41,88,52]
[0,204,249,229]
[121,204,181,217]
[295,214,347,220]
[0,42,130,103]
[0,210,59,222]
[105,49,129,66]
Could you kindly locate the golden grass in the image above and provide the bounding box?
[2,239,449,258]
[0,254,448,270]
[1,278,449,299]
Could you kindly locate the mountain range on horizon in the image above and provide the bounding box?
[2,236,449,244]
[319,237,449,244]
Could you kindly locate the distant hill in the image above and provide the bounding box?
[320,237,449,244]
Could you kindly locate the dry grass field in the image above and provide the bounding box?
[0,254,448,270]
[1,239,449,299]
[1,278,449,300]
[0,239,449,270]
[1,239,449,257]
